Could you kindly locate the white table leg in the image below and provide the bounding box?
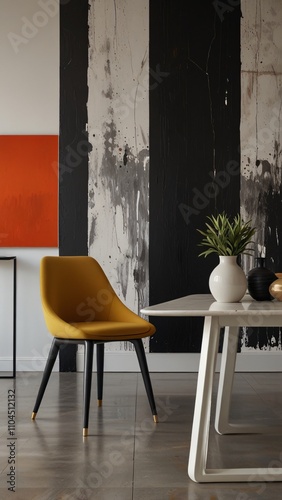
[215,326,269,435]
[188,316,220,482]
[188,318,282,482]
[215,326,238,434]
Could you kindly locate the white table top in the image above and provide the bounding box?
[141,293,282,317]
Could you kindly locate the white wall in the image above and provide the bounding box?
[0,0,59,373]
[0,0,59,134]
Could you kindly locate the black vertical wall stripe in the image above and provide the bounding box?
[59,0,89,370]
[149,0,241,352]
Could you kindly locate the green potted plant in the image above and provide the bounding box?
[197,212,256,302]
[197,212,256,257]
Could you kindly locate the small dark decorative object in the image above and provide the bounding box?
[247,257,277,301]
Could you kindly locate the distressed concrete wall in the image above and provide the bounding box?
[241,0,282,264]
[87,0,149,351]
[241,0,282,351]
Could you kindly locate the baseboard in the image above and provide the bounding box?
[0,357,59,373]
[76,351,282,373]
[1,352,280,373]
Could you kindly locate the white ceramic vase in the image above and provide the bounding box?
[209,255,247,303]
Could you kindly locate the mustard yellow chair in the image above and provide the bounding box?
[31,256,158,436]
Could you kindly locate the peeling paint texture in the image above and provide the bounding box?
[241,0,282,351]
[87,0,149,351]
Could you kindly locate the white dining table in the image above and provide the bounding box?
[141,294,282,483]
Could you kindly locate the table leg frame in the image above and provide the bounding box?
[188,317,282,482]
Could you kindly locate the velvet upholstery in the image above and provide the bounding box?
[32,256,158,436]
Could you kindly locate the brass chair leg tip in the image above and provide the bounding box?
[83,428,88,437]
[153,414,158,423]
[31,412,37,420]
[97,399,102,407]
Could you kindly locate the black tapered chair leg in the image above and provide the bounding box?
[31,338,60,419]
[96,343,104,407]
[83,341,94,437]
[132,339,158,422]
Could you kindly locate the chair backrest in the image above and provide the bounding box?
[40,256,115,324]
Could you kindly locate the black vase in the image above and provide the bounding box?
[247,257,277,301]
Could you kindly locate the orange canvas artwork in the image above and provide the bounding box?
[0,135,58,247]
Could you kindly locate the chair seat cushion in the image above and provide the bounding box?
[58,321,154,341]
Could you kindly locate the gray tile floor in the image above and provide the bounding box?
[0,371,282,499]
